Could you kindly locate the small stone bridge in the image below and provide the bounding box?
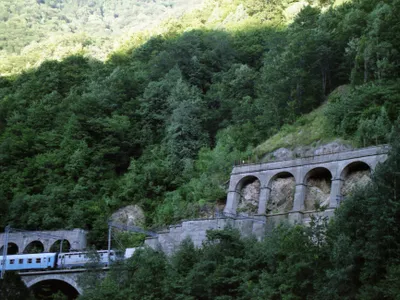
[19,267,109,296]
[20,269,86,295]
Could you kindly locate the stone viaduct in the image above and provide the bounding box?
[20,269,86,296]
[0,229,87,255]
[224,145,388,220]
[145,145,389,254]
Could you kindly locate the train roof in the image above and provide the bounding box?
[58,250,112,255]
[0,253,57,259]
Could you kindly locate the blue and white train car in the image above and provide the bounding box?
[0,253,57,271]
[57,250,115,268]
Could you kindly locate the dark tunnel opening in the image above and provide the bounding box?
[30,279,79,300]
[0,242,19,254]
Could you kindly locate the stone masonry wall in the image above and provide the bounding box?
[145,217,266,255]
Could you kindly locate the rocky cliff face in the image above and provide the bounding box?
[268,177,295,214]
[238,179,260,214]
[111,205,145,226]
[342,170,371,196]
[305,178,331,210]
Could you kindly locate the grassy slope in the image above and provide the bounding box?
[254,87,354,159]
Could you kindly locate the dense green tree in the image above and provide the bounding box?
[0,272,33,300]
[320,129,400,299]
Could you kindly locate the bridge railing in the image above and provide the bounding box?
[233,144,390,167]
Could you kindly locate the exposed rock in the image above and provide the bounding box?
[111,205,145,227]
[222,4,248,25]
[313,142,352,156]
[267,177,295,214]
[237,179,260,214]
[284,1,308,20]
[208,4,222,23]
[305,178,331,210]
[272,148,293,161]
[268,141,353,161]
[342,170,371,196]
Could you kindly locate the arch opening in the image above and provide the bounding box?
[267,172,295,214]
[236,176,261,214]
[30,279,79,300]
[23,240,44,254]
[305,167,332,211]
[341,161,371,197]
[0,242,19,254]
[50,239,71,253]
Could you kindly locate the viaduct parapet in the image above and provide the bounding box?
[0,229,87,254]
[146,145,389,254]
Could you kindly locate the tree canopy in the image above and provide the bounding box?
[0,0,399,248]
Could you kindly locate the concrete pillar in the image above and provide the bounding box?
[329,178,344,208]
[258,187,271,214]
[45,243,52,253]
[224,190,240,214]
[292,183,306,211]
[17,242,23,254]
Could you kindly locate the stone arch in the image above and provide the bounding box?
[0,242,19,254]
[23,240,44,254]
[340,161,372,197]
[235,175,261,214]
[26,275,82,296]
[267,172,296,214]
[304,167,332,211]
[49,239,71,253]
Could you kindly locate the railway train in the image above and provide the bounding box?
[0,248,138,272]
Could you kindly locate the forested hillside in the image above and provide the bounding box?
[0,0,400,248]
[0,0,202,75]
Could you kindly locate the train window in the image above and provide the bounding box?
[28,259,32,263]
[100,253,103,257]
[110,253,114,256]
[19,259,23,264]
[36,258,41,263]
[9,259,14,264]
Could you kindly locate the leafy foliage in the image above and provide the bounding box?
[0,0,400,247]
[0,0,203,75]
[79,138,400,299]
[0,272,33,300]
